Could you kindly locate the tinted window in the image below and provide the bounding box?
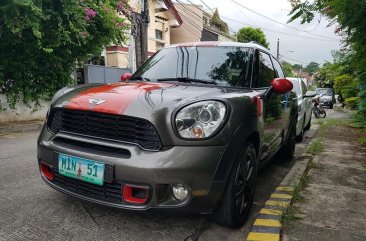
[259,52,275,87]
[272,58,285,78]
[133,46,254,88]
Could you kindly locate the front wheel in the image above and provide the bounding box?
[213,142,257,228]
[319,109,326,118]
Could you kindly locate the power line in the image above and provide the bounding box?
[231,0,340,41]
[280,55,308,65]
[220,15,339,43]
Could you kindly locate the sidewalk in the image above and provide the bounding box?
[283,113,366,241]
[0,120,44,134]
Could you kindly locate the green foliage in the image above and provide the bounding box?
[0,0,130,109]
[292,64,303,71]
[288,0,366,115]
[236,27,269,48]
[345,97,359,109]
[333,74,359,101]
[304,61,319,75]
[282,62,295,77]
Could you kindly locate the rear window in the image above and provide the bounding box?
[133,46,254,88]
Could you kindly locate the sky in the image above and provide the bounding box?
[180,0,343,66]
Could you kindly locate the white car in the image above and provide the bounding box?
[288,78,315,141]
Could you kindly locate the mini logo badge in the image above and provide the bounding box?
[89,98,106,105]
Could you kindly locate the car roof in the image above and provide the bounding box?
[167,41,271,54]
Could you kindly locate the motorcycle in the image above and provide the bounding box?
[312,95,326,118]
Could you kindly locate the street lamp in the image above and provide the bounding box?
[279,50,294,59]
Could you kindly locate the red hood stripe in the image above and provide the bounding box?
[65,82,173,114]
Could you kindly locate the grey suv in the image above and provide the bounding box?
[37,42,297,228]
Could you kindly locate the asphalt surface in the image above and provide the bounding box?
[0,112,325,241]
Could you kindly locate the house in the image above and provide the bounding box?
[170,3,236,44]
[105,0,183,68]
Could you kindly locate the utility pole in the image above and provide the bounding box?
[276,38,279,59]
[135,0,149,68]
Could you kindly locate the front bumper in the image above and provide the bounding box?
[37,125,227,214]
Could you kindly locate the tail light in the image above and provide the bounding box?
[122,184,149,204]
[40,162,54,181]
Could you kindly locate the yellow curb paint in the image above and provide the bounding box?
[265,200,290,207]
[259,208,282,215]
[254,218,282,228]
[271,193,292,199]
[276,186,293,192]
[247,232,280,241]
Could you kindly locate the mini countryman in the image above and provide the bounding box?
[37,42,297,228]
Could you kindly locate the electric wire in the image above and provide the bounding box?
[231,0,340,41]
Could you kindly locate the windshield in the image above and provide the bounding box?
[132,46,254,87]
[316,88,333,96]
[290,80,302,97]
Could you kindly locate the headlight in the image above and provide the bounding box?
[175,101,227,139]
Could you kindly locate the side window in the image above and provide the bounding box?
[259,52,276,87]
[272,58,285,78]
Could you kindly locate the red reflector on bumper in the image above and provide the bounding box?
[40,162,54,181]
[122,185,149,204]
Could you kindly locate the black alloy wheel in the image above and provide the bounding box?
[213,142,257,228]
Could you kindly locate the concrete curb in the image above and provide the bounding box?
[0,121,44,134]
[246,125,321,241]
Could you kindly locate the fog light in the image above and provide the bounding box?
[172,184,189,201]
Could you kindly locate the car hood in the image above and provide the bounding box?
[53,82,255,121]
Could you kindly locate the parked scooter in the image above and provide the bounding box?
[312,94,326,118]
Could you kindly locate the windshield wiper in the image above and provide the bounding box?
[129,76,150,82]
[157,77,216,85]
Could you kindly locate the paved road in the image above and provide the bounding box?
[0,110,332,241]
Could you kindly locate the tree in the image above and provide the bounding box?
[281,62,295,77]
[304,61,319,75]
[0,0,130,109]
[288,0,366,115]
[236,27,269,48]
[292,64,302,71]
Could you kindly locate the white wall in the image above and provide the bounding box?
[0,94,49,123]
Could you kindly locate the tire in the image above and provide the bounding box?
[329,103,334,109]
[213,142,257,228]
[319,110,326,118]
[313,107,320,118]
[296,116,305,142]
[279,122,296,160]
[304,114,311,131]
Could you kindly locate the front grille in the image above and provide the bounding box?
[48,108,162,150]
[53,171,122,203]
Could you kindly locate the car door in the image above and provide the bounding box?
[301,80,312,125]
[255,51,283,159]
[271,56,293,149]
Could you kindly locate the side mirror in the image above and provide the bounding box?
[271,78,293,94]
[304,91,317,98]
[120,72,132,82]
